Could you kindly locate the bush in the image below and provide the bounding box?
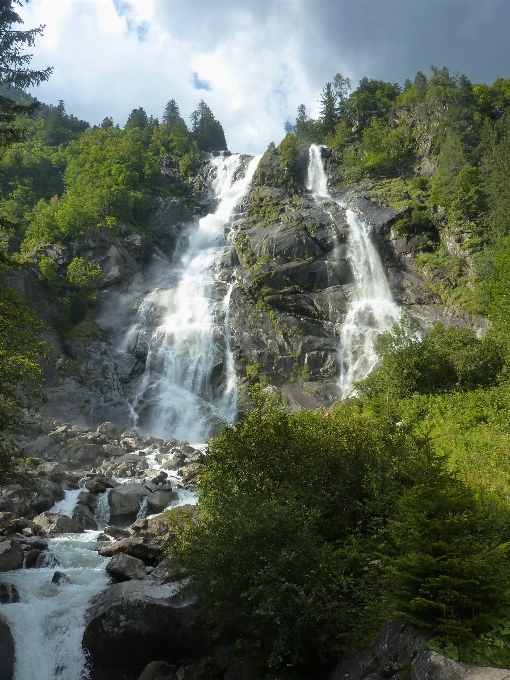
[357,317,505,400]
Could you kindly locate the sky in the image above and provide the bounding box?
[18,0,510,154]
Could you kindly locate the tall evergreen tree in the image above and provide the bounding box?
[126,107,149,129]
[319,82,338,136]
[163,99,180,125]
[190,100,227,152]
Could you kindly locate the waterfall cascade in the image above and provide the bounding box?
[0,158,264,680]
[127,153,261,441]
[306,145,402,396]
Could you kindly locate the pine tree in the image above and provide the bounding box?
[319,83,338,136]
[384,445,510,644]
[163,99,180,125]
[190,100,227,152]
[126,107,149,129]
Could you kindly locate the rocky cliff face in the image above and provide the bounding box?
[17,148,488,432]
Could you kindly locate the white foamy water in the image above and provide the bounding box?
[0,534,109,680]
[337,209,402,397]
[128,154,261,441]
[50,489,83,518]
[306,144,402,397]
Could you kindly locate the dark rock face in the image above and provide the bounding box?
[0,583,20,604]
[0,616,15,680]
[0,539,23,572]
[138,661,177,680]
[83,581,210,680]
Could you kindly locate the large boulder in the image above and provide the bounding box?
[29,479,65,514]
[106,553,148,581]
[147,488,177,514]
[108,482,149,517]
[411,651,510,680]
[0,538,23,572]
[72,504,99,530]
[83,580,210,680]
[32,512,83,534]
[138,661,177,680]
[0,616,15,680]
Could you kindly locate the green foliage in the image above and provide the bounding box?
[66,257,101,288]
[172,403,420,673]
[384,442,510,645]
[190,100,227,152]
[0,286,48,483]
[482,114,510,238]
[248,187,284,227]
[345,119,416,179]
[357,317,505,401]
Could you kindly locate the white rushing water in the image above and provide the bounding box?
[1,534,110,680]
[128,154,261,441]
[306,144,402,397]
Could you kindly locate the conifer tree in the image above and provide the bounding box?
[190,100,227,152]
[319,82,338,136]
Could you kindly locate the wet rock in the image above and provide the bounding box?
[106,553,148,581]
[77,491,98,510]
[36,551,61,568]
[24,549,41,568]
[29,479,65,514]
[21,536,48,550]
[73,504,99,530]
[85,480,106,494]
[97,536,159,564]
[52,570,72,585]
[0,615,15,680]
[32,511,83,535]
[95,533,110,542]
[109,482,149,517]
[0,583,20,604]
[147,489,178,514]
[138,660,177,680]
[104,525,131,540]
[83,580,210,680]
[0,539,23,572]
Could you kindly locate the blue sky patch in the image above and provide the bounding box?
[192,73,212,91]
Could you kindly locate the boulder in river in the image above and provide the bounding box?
[32,511,83,534]
[72,503,99,530]
[0,583,20,603]
[108,481,149,517]
[106,553,148,581]
[0,615,15,680]
[0,539,23,572]
[83,580,210,680]
[147,488,177,514]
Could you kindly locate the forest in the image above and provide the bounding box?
[3,13,510,675]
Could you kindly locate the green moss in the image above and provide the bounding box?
[247,187,285,228]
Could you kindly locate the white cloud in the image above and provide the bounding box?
[17,0,510,154]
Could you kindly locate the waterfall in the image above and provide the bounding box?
[306,144,402,397]
[337,209,402,397]
[0,535,109,680]
[128,154,261,441]
[94,490,111,529]
[306,144,329,196]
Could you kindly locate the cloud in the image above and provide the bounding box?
[192,73,212,91]
[17,0,510,154]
